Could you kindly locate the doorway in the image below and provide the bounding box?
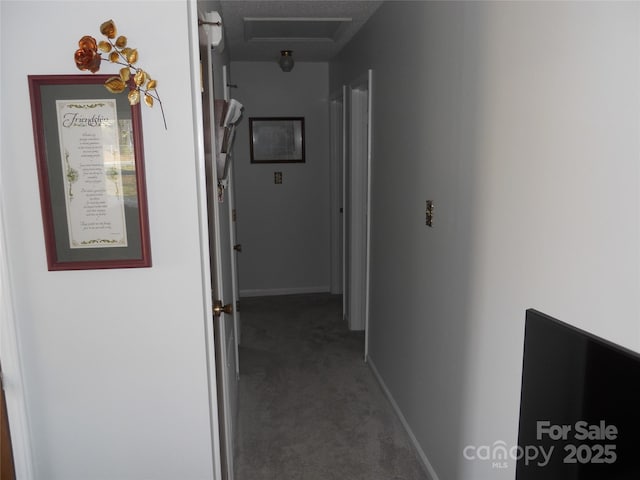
[344,70,373,358]
[329,87,346,301]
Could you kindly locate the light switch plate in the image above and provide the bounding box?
[274,172,282,184]
[426,200,434,227]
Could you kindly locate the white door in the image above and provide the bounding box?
[222,65,241,372]
[211,165,238,480]
[192,10,237,480]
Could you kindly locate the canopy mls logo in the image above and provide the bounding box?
[463,421,618,469]
[463,440,553,469]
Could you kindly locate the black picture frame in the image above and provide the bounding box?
[28,74,151,271]
[249,117,305,163]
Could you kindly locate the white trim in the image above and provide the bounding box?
[341,85,348,321]
[347,72,371,335]
[0,185,35,480]
[328,91,344,295]
[368,358,440,480]
[240,286,330,297]
[226,162,241,377]
[187,2,222,478]
[364,69,373,361]
[222,65,230,102]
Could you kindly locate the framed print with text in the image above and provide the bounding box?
[28,74,151,271]
[249,117,305,163]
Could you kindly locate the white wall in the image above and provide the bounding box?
[331,2,640,479]
[230,62,331,296]
[1,1,215,479]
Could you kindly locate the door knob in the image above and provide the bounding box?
[234,244,242,252]
[213,300,233,317]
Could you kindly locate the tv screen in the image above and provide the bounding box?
[516,309,640,479]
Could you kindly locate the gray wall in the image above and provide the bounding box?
[331,1,640,479]
[230,61,331,296]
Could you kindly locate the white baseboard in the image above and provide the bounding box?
[367,358,440,480]
[239,286,330,297]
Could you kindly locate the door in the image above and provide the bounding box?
[196,12,238,480]
[222,64,241,373]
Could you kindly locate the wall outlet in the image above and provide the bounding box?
[274,172,282,184]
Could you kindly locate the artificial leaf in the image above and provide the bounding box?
[115,36,127,48]
[119,67,131,82]
[104,77,127,94]
[144,94,154,107]
[98,41,112,53]
[128,89,140,106]
[127,48,138,64]
[147,79,157,90]
[100,19,117,39]
[134,70,147,87]
[109,51,119,63]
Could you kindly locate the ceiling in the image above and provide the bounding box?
[210,0,383,62]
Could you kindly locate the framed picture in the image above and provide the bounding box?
[249,117,305,163]
[28,74,151,271]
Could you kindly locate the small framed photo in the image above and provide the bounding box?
[249,117,305,163]
[28,74,151,271]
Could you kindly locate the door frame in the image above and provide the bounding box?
[0,191,35,479]
[347,70,373,359]
[329,88,346,297]
[187,1,224,478]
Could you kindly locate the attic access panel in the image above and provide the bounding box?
[244,17,352,42]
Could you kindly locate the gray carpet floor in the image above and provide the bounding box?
[234,293,429,480]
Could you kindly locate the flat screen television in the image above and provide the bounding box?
[516,309,640,479]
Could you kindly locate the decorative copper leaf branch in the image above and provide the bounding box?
[74,19,166,129]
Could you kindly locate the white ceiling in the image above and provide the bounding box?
[210,0,383,62]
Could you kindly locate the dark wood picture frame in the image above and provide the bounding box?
[249,117,305,163]
[28,74,151,271]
